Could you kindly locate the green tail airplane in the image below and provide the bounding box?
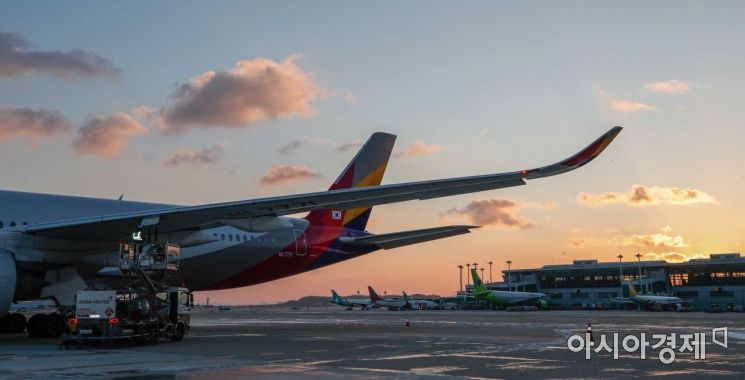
[470,269,548,309]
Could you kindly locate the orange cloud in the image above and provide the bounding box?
[72,113,146,158]
[441,199,554,228]
[565,227,688,253]
[394,142,444,159]
[0,32,118,80]
[163,144,224,167]
[611,100,657,112]
[0,106,70,143]
[260,165,321,185]
[644,79,692,94]
[642,251,707,263]
[156,55,324,133]
[577,185,716,207]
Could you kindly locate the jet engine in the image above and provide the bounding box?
[0,249,16,318]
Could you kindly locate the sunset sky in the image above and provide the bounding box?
[2,2,744,304]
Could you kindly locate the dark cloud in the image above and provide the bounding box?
[0,32,118,80]
[336,140,363,152]
[72,113,146,158]
[0,106,70,143]
[156,55,324,133]
[260,165,321,185]
[442,199,534,228]
[163,144,224,167]
[278,135,328,155]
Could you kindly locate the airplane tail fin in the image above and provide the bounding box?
[471,269,488,293]
[331,289,342,303]
[626,281,639,297]
[403,291,409,302]
[305,132,396,230]
[368,286,384,302]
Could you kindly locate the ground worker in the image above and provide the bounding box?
[405,318,410,327]
[586,323,594,342]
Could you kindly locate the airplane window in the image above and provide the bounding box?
[0,221,3,228]
[22,222,27,225]
[243,235,247,242]
[213,233,217,237]
[221,234,225,240]
[9,221,15,227]
[229,234,233,241]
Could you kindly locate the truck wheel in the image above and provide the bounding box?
[8,313,26,333]
[27,314,47,338]
[44,314,63,338]
[170,323,185,342]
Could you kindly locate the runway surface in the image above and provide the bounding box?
[2,308,745,379]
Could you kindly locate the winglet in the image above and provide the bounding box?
[524,126,622,180]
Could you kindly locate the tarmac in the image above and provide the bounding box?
[2,308,745,379]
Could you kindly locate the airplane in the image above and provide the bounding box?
[0,126,622,336]
[329,289,371,310]
[368,286,411,310]
[402,292,440,310]
[469,269,548,308]
[613,281,685,310]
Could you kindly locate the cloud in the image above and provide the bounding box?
[564,227,689,253]
[624,233,687,250]
[156,55,324,133]
[394,142,444,159]
[260,165,321,185]
[163,144,224,167]
[611,100,657,112]
[279,135,329,155]
[566,237,588,247]
[72,113,146,158]
[336,140,363,152]
[577,185,716,207]
[642,251,707,263]
[644,80,692,94]
[0,106,70,143]
[0,31,118,80]
[441,199,554,228]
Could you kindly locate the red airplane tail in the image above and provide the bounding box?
[305,132,396,230]
[368,286,384,302]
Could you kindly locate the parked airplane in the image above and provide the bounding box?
[403,292,440,310]
[0,127,622,335]
[329,289,371,310]
[613,282,684,310]
[470,269,548,308]
[368,286,411,310]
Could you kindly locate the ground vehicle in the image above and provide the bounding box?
[66,287,191,346]
[62,241,192,346]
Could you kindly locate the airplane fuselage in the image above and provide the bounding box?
[5,190,376,300]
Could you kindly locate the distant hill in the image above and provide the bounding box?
[278,296,332,308]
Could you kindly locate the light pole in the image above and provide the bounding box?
[458,265,464,292]
[488,261,493,284]
[466,263,471,287]
[473,263,478,284]
[635,252,643,294]
[506,260,512,292]
[481,268,485,285]
[617,254,624,298]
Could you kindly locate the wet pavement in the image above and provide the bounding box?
[2,308,745,379]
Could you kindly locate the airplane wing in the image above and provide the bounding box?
[16,127,621,242]
[338,225,478,250]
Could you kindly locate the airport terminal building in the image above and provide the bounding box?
[472,253,745,310]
